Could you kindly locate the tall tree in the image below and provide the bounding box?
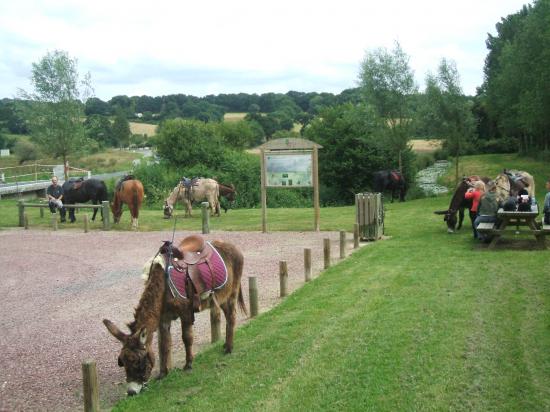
[18,50,92,177]
[359,41,418,172]
[424,59,476,184]
[112,109,131,148]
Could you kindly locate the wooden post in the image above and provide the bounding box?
[279,260,288,297]
[24,213,29,230]
[339,230,346,259]
[82,360,99,412]
[18,200,24,227]
[201,202,210,234]
[313,146,320,231]
[210,299,221,343]
[101,201,110,230]
[249,276,259,317]
[83,213,89,233]
[40,206,44,218]
[354,223,360,249]
[260,149,267,233]
[304,248,312,282]
[51,214,58,231]
[323,238,331,269]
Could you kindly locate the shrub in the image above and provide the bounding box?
[13,140,40,164]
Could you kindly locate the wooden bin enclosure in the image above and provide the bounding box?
[355,193,383,241]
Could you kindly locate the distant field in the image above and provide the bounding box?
[224,112,247,122]
[129,122,157,136]
[411,139,442,153]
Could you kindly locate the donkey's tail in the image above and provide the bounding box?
[234,249,247,316]
[133,186,139,218]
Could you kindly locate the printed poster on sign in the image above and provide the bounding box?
[265,152,312,187]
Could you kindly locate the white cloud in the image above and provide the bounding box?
[0,0,530,100]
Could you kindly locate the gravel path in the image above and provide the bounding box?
[0,228,362,411]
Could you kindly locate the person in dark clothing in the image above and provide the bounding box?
[516,188,532,212]
[47,176,66,222]
[474,180,500,242]
[544,178,550,225]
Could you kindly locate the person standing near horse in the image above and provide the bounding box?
[464,180,485,239]
[46,176,66,222]
[474,181,500,242]
[543,178,550,225]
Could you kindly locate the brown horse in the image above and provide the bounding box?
[111,179,144,230]
[103,236,246,396]
[434,175,490,233]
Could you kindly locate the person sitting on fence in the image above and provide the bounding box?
[543,178,550,225]
[47,176,66,222]
[474,181,500,242]
[516,188,532,212]
[465,180,485,239]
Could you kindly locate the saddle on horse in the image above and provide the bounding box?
[180,177,200,201]
[160,235,226,312]
[115,175,135,192]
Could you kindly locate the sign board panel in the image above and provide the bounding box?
[265,151,312,187]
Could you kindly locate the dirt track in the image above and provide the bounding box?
[0,228,356,411]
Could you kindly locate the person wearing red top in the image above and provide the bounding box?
[465,180,485,239]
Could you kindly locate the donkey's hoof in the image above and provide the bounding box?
[223,343,233,354]
[183,363,193,371]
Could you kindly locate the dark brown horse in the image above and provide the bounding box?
[372,170,407,202]
[218,183,236,212]
[434,175,490,233]
[103,236,246,396]
[111,179,144,230]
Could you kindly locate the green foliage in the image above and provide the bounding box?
[84,114,113,148]
[156,119,225,169]
[359,41,418,169]
[481,2,550,152]
[112,109,131,148]
[18,50,92,170]
[218,120,257,149]
[13,140,40,163]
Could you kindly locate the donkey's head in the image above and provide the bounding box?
[103,319,155,396]
[434,209,458,233]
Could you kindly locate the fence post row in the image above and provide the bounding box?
[323,238,331,269]
[279,261,288,297]
[304,248,312,282]
[248,276,259,317]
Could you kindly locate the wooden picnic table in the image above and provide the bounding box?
[478,204,549,249]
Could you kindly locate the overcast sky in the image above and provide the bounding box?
[0,0,530,101]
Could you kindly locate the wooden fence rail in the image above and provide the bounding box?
[17,200,111,230]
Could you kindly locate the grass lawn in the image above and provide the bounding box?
[110,194,550,411]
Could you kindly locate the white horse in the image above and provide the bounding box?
[163,178,220,218]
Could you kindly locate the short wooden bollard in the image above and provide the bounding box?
[210,299,221,343]
[51,214,58,231]
[279,260,288,297]
[353,223,360,249]
[201,202,210,234]
[40,206,44,218]
[101,201,110,230]
[340,231,346,259]
[82,360,99,412]
[304,248,312,282]
[323,238,331,269]
[249,276,259,317]
[83,213,89,233]
[24,213,29,230]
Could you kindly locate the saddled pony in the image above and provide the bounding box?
[372,170,407,202]
[103,235,246,396]
[62,178,108,223]
[111,178,144,230]
[218,183,237,212]
[494,170,535,203]
[163,178,220,218]
[434,175,490,233]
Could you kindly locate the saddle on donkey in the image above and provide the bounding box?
[157,235,228,312]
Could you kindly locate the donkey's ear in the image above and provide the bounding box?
[103,319,127,342]
[433,210,448,215]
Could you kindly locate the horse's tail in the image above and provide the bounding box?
[132,185,139,218]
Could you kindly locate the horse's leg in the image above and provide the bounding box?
[91,200,99,221]
[220,297,237,354]
[69,207,76,223]
[158,317,172,378]
[457,208,465,230]
[180,316,194,369]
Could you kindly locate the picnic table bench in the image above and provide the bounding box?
[477,204,548,249]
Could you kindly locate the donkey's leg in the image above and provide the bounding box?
[457,208,465,230]
[158,317,172,378]
[220,297,237,354]
[180,316,194,369]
